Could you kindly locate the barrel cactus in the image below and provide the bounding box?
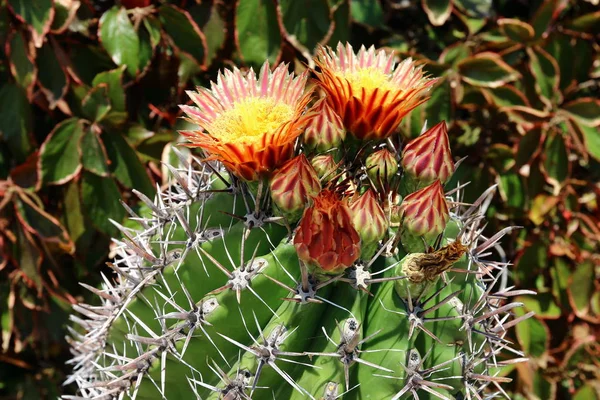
[65,43,534,400]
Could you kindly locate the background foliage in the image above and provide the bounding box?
[0,0,598,398]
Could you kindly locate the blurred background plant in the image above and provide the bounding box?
[0,0,598,398]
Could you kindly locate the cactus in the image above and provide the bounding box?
[65,43,534,400]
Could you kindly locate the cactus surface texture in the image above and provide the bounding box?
[66,43,534,400]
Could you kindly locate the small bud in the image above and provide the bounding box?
[348,190,388,259]
[366,149,398,184]
[270,155,321,221]
[310,154,338,182]
[304,100,346,152]
[294,190,361,274]
[398,180,449,238]
[401,121,454,185]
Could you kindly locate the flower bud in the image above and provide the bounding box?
[348,190,388,259]
[294,190,361,274]
[366,149,398,184]
[401,121,454,185]
[311,154,338,182]
[270,155,321,221]
[398,180,449,238]
[303,100,346,152]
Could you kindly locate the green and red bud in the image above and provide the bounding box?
[311,154,338,182]
[303,100,346,152]
[398,180,449,239]
[294,190,361,275]
[366,148,398,185]
[348,189,388,259]
[270,155,321,221]
[401,121,454,186]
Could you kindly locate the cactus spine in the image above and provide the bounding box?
[66,43,534,400]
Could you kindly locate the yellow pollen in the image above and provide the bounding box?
[341,67,396,93]
[208,97,294,145]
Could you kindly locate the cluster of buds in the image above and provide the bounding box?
[182,42,457,275]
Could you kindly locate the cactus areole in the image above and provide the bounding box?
[66,43,534,400]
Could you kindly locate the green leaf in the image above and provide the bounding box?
[14,192,73,253]
[498,172,526,209]
[514,307,548,358]
[92,67,126,112]
[546,33,593,91]
[62,180,87,248]
[7,0,54,47]
[573,385,599,400]
[457,52,520,88]
[51,0,79,33]
[498,18,534,42]
[39,118,84,185]
[280,0,331,51]
[426,78,452,125]
[99,6,139,76]
[439,42,470,65]
[0,83,33,164]
[422,0,452,26]
[351,0,384,27]
[486,86,528,108]
[527,46,560,107]
[566,10,600,34]
[80,128,109,176]
[236,0,281,66]
[515,127,542,168]
[158,5,206,66]
[573,120,600,161]
[7,31,36,93]
[568,261,594,317]
[80,171,125,236]
[531,0,568,39]
[542,132,569,186]
[81,85,111,122]
[560,98,600,127]
[517,292,562,319]
[37,41,68,109]
[328,0,350,46]
[550,257,571,308]
[453,0,491,18]
[189,3,225,66]
[103,133,154,196]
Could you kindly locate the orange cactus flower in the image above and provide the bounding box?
[180,62,311,181]
[314,42,435,141]
[294,190,361,274]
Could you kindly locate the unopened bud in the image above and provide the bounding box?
[270,155,321,221]
[366,149,398,185]
[348,190,387,259]
[311,154,338,182]
[304,100,346,152]
[401,121,454,186]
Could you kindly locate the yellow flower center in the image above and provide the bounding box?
[208,97,294,145]
[340,67,396,93]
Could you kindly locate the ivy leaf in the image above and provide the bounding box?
[80,171,125,236]
[0,83,33,164]
[457,52,520,88]
[39,118,85,185]
[7,0,54,48]
[189,3,226,66]
[236,0,282,67]
[328,0,350,46]
[99,6,140,76]
[92,67,127,125]
[542,131,569,190]
[568,261,595,318]
[81,85,111,123]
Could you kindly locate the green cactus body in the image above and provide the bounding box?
[66,43,533,400]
